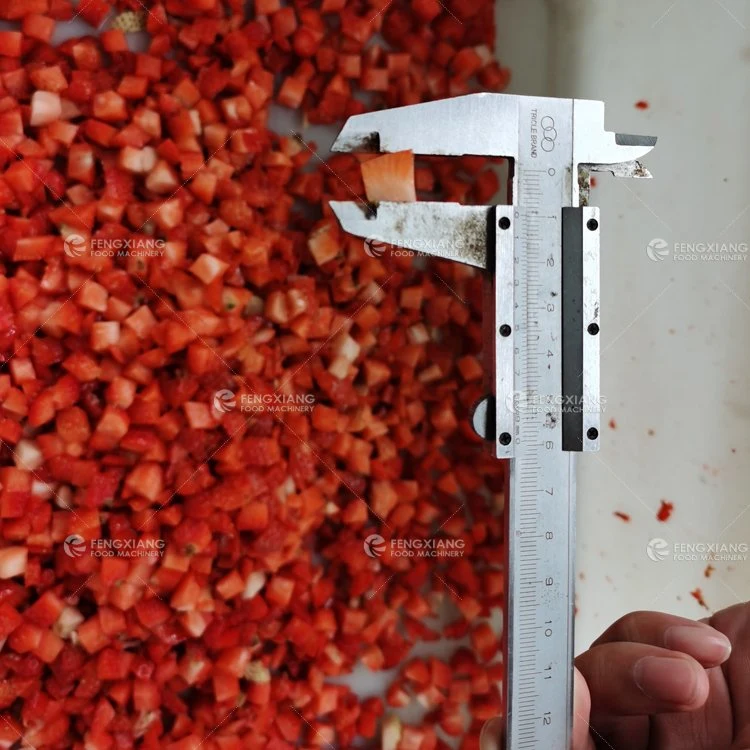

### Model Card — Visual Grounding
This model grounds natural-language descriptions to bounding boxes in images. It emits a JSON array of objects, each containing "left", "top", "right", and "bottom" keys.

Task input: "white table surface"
[{"left": 498, "top": 0, "right": 750, "bottom": 652}]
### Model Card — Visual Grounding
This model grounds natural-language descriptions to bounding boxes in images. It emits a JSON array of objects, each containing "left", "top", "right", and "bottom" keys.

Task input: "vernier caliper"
[{"left": 329, "top": 94, "right": 656, "bottom": 749}]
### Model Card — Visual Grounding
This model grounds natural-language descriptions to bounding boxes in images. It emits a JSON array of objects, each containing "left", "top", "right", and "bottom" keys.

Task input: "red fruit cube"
[
  {"left": 97, "top": 648, "right": 134, "bottom": 680},
  {"left": 0, "top": 603, "right": 22, "bottom": 638},
  {"left": 0, "top": 32, "right": 23, "bottom": 58},
  {"left": 24, "top": 590, "right": 64, "bottom": 627},
  {"left": 0, "top": 547, "right": 27, "bottom": 579}
]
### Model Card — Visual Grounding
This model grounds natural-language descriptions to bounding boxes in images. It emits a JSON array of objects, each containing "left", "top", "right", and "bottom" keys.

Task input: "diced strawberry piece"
[
  {"left": 78, "top": 0, "right": 111, "bottom": 29},
  {"left": 124, "top": 462, "right": 163, "bottom": 502},
  {"left": 236, "top": 502, "right": 269, "bottom": 531},
  {"left": 183, "top": 402, "right": 214, "bottom": 429},
  {"left": 77, "top": 280, "right": 108, "bottom": 312},
  {"left": 83, "top": 119, "right": 117, "bottom": 146},
  {"left": 189, "top": 254, "right": 229, "bottom": 285},
  {"left": 152, "top": 198, "right": 184, "bottom": 230},
  {"left": 90, "top": 321, "right": 121, "bottom": 352},
  {"left": 93, "top": 91, "right": 128, "bottom": 122},
  {"left": 143, "top": 159, "right": 178, "bottom": 195},
  {"left": 135, "top": 54, "right": 161, "bottom": 80},
  {"left": 32, "top": 629, "right": 64, "bottom": 663},
  {"left": 0, "top": 32, "right": 23, "bottom": 58},
  {"left": 97, "top": 647, "right": 134, "bottom": 680},
  {"left": 52, "top": 374, "right": 80, "bottom": 410},
  {"left": 134, "top": 598, "right": 171, "bottom": 629},
  {"left": 123, "top": 306, "right": 156, "bottom": 339},
  {"left": 188, "top": 171, "right": 217, "bottom": 204},
  {"left": 470, "top": 621, "right": 499, "bottom": 662},
  {"left": 14, "top": 236, "right": 56, "bottom": 261},
  {"left": 68, "top": 143, "right": 96, "bottom": 186},
  {"left": 265, "top": 576, "right": 295, "bottom": 607},
  {"left": 1, "top": 0, "right": 50, "bottom": 20},
  {"left": 307, "top": 221, "right": 340, "bottom": 267},
  {"left": 361, "top": 150, "right": 417, "bottom": 203},
  {"left": 29, "top": 65, "right": 68, "bottom": 93},
  {"left": 0, "top": 547, "right": 27, "bottom": 579},
  {"left": 133, "top": 679, "right": 161, "bottom": 712},
  {"left": 90, "top": 406, "right": 129, "bottom": 450},
  {"left": 100, "top": 29, "right": 128, "bottom": 53},
  {"left": 0, "top": 602, "right": 22, "bottom": 638},
  {"left": 8, "top": 621, "right": 42, "bottom": 653},
  {"left": 212, "top": 670, "right": 239, "bottom": 703},
  {"left": 25, "top": 590, "right": 64, "bottom": 627},
  {"left": 118, "top": 74, "right": 149, "bottom": 100}
]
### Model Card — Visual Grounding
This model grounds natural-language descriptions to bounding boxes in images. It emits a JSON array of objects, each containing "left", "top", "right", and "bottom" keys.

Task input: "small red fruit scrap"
[
  {"left": 608, "top": 418, "right": 616, "bottom": 429},
  {"left": 613, "top": 511, "right": 631, "bottom": 522},
  {"left": 657, "top": 499, "right": 674, "bottom": 522},
  {"left": 704, "top": 565, "right": 715, "bottom": 578},
  {"left": 0, "top": 0, "right": 510, "bottom": 747},
  {"left": 691, "top": 587, "right": 710, "bottom": 610},
  {"left": 635, "top": 100, "right": 650, "bottom": 110}
]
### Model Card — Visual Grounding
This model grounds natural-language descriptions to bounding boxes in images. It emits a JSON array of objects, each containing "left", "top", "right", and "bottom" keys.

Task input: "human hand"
[{"left": 481, "top": 605, "right": 750, "bottom": 749}]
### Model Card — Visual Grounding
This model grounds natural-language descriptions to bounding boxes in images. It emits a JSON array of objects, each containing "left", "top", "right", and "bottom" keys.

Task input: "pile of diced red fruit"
[{"left": 0, "top": 0, "right": 509, "bottom": 748}]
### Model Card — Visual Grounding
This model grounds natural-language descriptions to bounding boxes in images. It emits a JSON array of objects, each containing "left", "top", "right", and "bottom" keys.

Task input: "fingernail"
[
  {"left": 633, "top": 656, "right": 700, "bottom": 705},
  {"left": 479, "top": 717, "right": 504, "bottom": 750},
  {"left": 664, "top": 625, "right": 732, "bottom": 663}
]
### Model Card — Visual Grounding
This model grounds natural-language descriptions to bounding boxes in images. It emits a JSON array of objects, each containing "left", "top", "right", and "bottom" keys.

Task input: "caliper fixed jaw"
[{"left": 331, "top": 93, "right": 656, "bottom": 162}]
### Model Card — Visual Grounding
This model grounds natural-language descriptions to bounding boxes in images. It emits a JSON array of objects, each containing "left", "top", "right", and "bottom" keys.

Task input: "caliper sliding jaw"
[{"left": 330, "top": 93, "right": 656, "bottom": 750}]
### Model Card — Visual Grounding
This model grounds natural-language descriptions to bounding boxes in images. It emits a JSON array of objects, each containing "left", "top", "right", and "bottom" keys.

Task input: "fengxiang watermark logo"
[
  {"left": 213, "top": 389, "right": 236, "bottom": 413},
  {"left": 647, "top": 537, "right": 748, "bottom": 563},
  {"left": 364, "top": 238, "right": 388, "bottom": 258},
  {"left": 646, "top": 238, "right": 748, "bottom": 263},
  {"left": 212, "top": 390, "right": 315, "bottom": 414},
  {"left": 64, "top": 233, "right": 166, "bottom": 259},
  {"left": 507, "top": 391, "right": 608, "bottom": 416},
  {"left": 63, "top": 535, "right": 165, "bottom": 559},
  {"left": 63, "top": 535, "right": 87, "bottom": 558},
  {"left": 363, "top": 236, "right": 463, "bottom": 260},
  {"left": 363, "top": 534, "right": 465, "bottom": 559}
]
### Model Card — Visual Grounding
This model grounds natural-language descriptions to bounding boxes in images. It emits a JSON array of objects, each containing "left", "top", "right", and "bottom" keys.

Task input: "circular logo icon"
[
  {"left": 213, "top": 389, "right": 236, "bottom": 413},
  {"left": 364, "top": 534, "right": 386, "bottom": 558},
  {"left": 541, "top": 115, "right": 557, "bottom": 153},
  {"left": 647, "top": 238, "right": 670, "bottom": 262},
  {"left": 646, "top": 537, "right": 670, "bottom": 562},
  {"left": 364, "top": 237, "right": 387, "bottom": 258},
  {"left": 64, "top": 534, "right": 87, "bottom": 558},
  {"left": 64, "top": 234, "right": 87, "bottom": 258}
]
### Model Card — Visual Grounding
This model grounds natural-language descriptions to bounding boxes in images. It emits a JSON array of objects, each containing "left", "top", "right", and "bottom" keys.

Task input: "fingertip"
[
  {"left": 663, "top": 624, "right": 731, "bottom": 666},
  {"left": 633, "top": 655, "right": 710, "bottom": 710}
]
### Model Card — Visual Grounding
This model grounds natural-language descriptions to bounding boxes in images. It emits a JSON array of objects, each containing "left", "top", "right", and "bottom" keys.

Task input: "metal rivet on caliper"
[
  {"left": 587, "top": 427, "right": 599, "bottom": 440},
  {"left": 587, "top": 323, "right": 599, "bottom": 335},
  {"left": 499, "top": 432, "right": 512, "bottom": 445},
  {"left": 499, "top": 324, "right": 512, "bottom": 337},
  {"left": 587, "top": 218, "right": 599, "bottom": 231},
  {"left": 499, "top": 217, "right": 511, "bottom": 230}
]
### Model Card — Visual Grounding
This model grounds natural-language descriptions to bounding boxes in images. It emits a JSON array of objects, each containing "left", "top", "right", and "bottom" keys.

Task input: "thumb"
[
  {"left": 573, "top": 667, "right": 595, "bottom": 750},
  {"left": 479, "top": 716, "right": 503, "bottom": 750}
]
